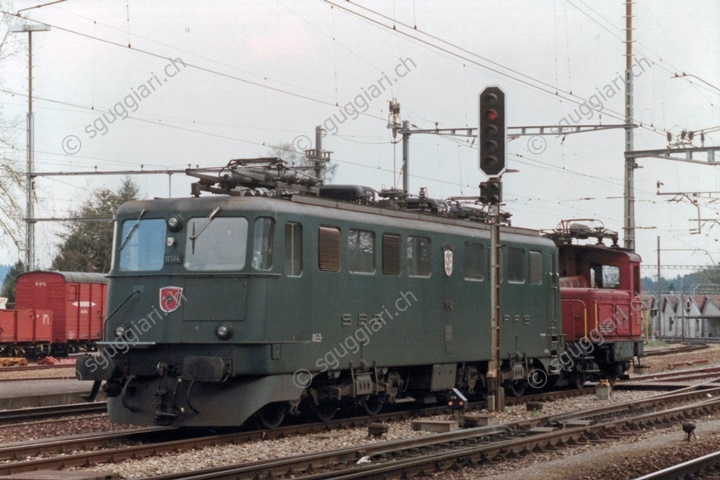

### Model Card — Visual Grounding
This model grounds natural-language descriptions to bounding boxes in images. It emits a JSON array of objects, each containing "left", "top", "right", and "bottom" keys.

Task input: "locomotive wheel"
[
  {"left": 313, "top": 400, "right": 338, "bottom": 422},
  {"left": 257, "top": 402, "right": 286, "bottom": 429},
  {"left": 361, "top": 395, "right": 385, "bottom": 416},
  {"left": 573, "top": 374, "right": 587, "bottom": 390},
  {"left": 508, "top": 380, "right": 526, "bottom": 397}
]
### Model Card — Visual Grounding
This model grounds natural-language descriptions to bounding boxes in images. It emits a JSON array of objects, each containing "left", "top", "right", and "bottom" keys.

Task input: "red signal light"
[{"left": 479, "top": 86, "right": 505, "bottom": 176}]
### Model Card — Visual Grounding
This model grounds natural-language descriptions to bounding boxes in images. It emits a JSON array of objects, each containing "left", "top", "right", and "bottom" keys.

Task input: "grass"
[{"left": 644, "top": 339, "right": 669, "bottom": 349}]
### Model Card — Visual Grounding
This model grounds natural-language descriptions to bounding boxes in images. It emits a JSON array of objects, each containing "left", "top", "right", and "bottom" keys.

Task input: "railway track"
[
  {"left": 636, "top": 450, "right": 720, "bottom": 480},
  {"left": 626, "top": 365, "right": 720, "bottom": 384},
  {"left": 0, "top": 363, "right": 78, "bottom": 373},
  {"left": 0, "top": 402, "right": 107, "bottom": 426},
  {"left": 644, "top": 342, "right": 710, "bottom": 356},
  {"left": 0, "top": 387, "right": 595, "bottom": 477},
  {"left": 140, "top": 385, "right": 720, "bottom": 480},
  {"left": 0, "top": 385, "right": 699, "bottom": 479}
]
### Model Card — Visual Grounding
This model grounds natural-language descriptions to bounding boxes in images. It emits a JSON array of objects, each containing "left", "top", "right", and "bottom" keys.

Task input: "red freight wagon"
[
  {"left": 0, "top": 310, "right": 14, "bottom": 343},
  {"left": 14, "top": 271, "right": 108, "bottom": 354},
  {"left": 0, "top": 309, "right": 53, "bottom": 357}
]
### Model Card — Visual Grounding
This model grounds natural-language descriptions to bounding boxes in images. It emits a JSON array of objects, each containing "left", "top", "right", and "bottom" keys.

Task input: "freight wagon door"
[
  {"left": 0, "top": 310, "right": 16, "bottom": 342},
  {"left": 66, "top": 284, "right": 80, "bottom": 340},
  {"left": 78, "top": 284, "right": 91, "bottom": 340}
]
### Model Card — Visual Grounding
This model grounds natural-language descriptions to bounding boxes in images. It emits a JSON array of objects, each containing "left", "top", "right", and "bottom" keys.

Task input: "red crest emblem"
[{"left": 159, "top": 286, "right": 184, "bottom": 313}]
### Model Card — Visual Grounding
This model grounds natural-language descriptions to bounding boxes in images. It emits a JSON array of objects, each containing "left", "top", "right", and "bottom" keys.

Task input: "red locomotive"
[
  {"left": 545, "top": 220, "right": 644, "bottom": 386},
  {"left": 0, "top": 271, "right": 107, "bottom": 357}
]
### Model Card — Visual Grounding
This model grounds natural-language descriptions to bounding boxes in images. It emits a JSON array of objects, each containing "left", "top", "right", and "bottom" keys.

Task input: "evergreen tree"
[
  {"left": 0, "top": 260, "right": 25, "bottom": 304},
  {"left": 51, "top": 178, "right": 139, "bottom": 273},
  {"left": 267, "top": 142, "right": 338, "bottom": 183}
]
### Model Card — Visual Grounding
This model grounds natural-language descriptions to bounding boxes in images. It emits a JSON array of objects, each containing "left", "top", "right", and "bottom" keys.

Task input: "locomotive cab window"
[
  {"left": 348, "top": 229, "right": 375, "bottom": 274},
  {"left": 529, "top": 251, "right": 542, "bottom": 285},
  {"left": 184, "top": 217, "right": 248, "bottom": 271},
  {"left": 591, "top": 264, "right": 620, "bottom": 289},
  {"left": 507, "top": 247, "right": 525, "bottom": 284},
  {"left": 464, "top": 242, "right": 484, "bottom": 280},
  {"left": 118, "top": 218, "right": 166, "bottom": 271},
  {"left": 407, "top": 236, "right": 431, "bottom": 277},
  {"left": 251, "top": 217, "right": 275, "bottom": 271},
  {"left": 285, "top": 222, "right": 303, "bottom": 276}
]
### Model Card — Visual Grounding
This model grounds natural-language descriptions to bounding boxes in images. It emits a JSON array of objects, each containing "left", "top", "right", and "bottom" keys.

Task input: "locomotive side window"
[
  {"left": 118, "top": 219, "right": 165, "bottom": 271},
  {"left": 184, "top": 217, "right": 248, "bottom": 271},
  {"left": 318, "top": 226, "right": 341, "bottom": 272},
  {"left": 348, "top": 229, "right": 375, "bottom": 274},
  {"left": 529, "top": 251, "right": 542, "bottom": 285},
  {"left": 382, "top": 234, "right": 401, "bottom": 276},
  {"left": 284, "top": 222, "right": 303, "bottom": 276},
  {"left": 507, "top": 247, "right": 525, "bottom": 283},
  {"left": 407, "top": 236, "right": 431, "bottom": 277},
  {"left": 591, "top": 264, "right": 620, "bottom": 289},
  {"left": 251, "top": 217, "right": 275, "bottom": 271},
  {"left": 463, "top": 242, "right": 484, "bottom": 280}
]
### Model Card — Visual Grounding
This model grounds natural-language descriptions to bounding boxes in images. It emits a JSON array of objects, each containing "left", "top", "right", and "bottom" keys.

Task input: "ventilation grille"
[
  {"left": 318, "top": 226, "right": 341, "bottom": 272},
  {"left": 382, "top": 234, "right": 401, "bottom": 276}
]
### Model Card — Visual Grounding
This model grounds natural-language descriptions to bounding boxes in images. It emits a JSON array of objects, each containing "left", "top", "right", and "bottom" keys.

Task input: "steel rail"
[
  {"left": 0, "top": 402, "right": 107, "bottom": 425},
  {"left": 634, "top": 450, "right": 720, "bottom": 480},
  {"left": 0, "top": 388, "right": 591, "bottom": 477},
  {"left": 147, "top": 388, "right": 720, "bottom": 480},
  {"left": 287, "top": 397, "right": 720, "bottom": 479}
]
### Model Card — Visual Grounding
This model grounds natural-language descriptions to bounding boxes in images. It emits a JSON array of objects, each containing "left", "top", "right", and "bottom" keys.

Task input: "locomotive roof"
[
  {"left": 117, "top": 194, "right": 554, "bottom": 247},
  {"left": 17, "top": 270, "right": 108, "bottom": 284},
  {"left": 558, "top": 243, "right": 642, "bottom": 262}
]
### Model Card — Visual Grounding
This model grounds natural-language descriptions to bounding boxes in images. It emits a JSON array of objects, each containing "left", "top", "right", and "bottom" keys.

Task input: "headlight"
[
  {"left": 167, "top": 215, "right": 183, "bottom": 232},
  {"left": 215, "top": 323, "right": 233, "bottom": 340},
  {"left": 114, "top": 325, "right": 127, "bottom": 338}
]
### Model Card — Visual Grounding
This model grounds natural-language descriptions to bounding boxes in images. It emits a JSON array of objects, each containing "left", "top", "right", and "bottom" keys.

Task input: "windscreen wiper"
[
  {"left": 189, "top": 206, "right": 220, "bottom": 254},
  {"left": 118, "top": 209, "right": 146, "bottom": 253}
]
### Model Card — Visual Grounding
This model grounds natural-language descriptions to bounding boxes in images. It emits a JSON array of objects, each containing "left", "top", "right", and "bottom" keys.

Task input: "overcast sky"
[{"left": 1, "top": 0, "right": 719, "bottom": 279}]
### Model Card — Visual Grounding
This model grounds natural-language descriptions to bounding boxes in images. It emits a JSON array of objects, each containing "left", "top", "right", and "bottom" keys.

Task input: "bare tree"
[
  {"left": 266, "top": 142, "right": 338, "bottom": 184},
  {"left": 0, "top": 3, "right": 27, "bottom": 257}
]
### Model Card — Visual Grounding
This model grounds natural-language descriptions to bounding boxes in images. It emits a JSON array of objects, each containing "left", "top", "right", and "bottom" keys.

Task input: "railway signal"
[
  {"left": 479, "top": 87, "right": 506, "bottom": 176},
  {"left": 480, "top": 179, "right": 502, "bottom": 205}
]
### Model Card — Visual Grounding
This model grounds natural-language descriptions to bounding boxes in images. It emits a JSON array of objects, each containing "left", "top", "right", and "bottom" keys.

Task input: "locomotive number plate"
[{"left": 165, "top": 254, "right": 182, "bottom": 264}]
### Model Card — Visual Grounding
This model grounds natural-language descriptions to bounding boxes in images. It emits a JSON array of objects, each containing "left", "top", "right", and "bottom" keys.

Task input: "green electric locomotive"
[{"left": 76, "top": 158, "right": 640, "bottom": 428}]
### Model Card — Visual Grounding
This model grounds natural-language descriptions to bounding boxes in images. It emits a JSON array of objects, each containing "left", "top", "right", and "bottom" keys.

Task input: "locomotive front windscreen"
[
  {"left": 118, "top": 219, "right": 166, "bottom": 271},
  {"left": 184, "top": 217, "right": 249, "bottom": 271}
]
